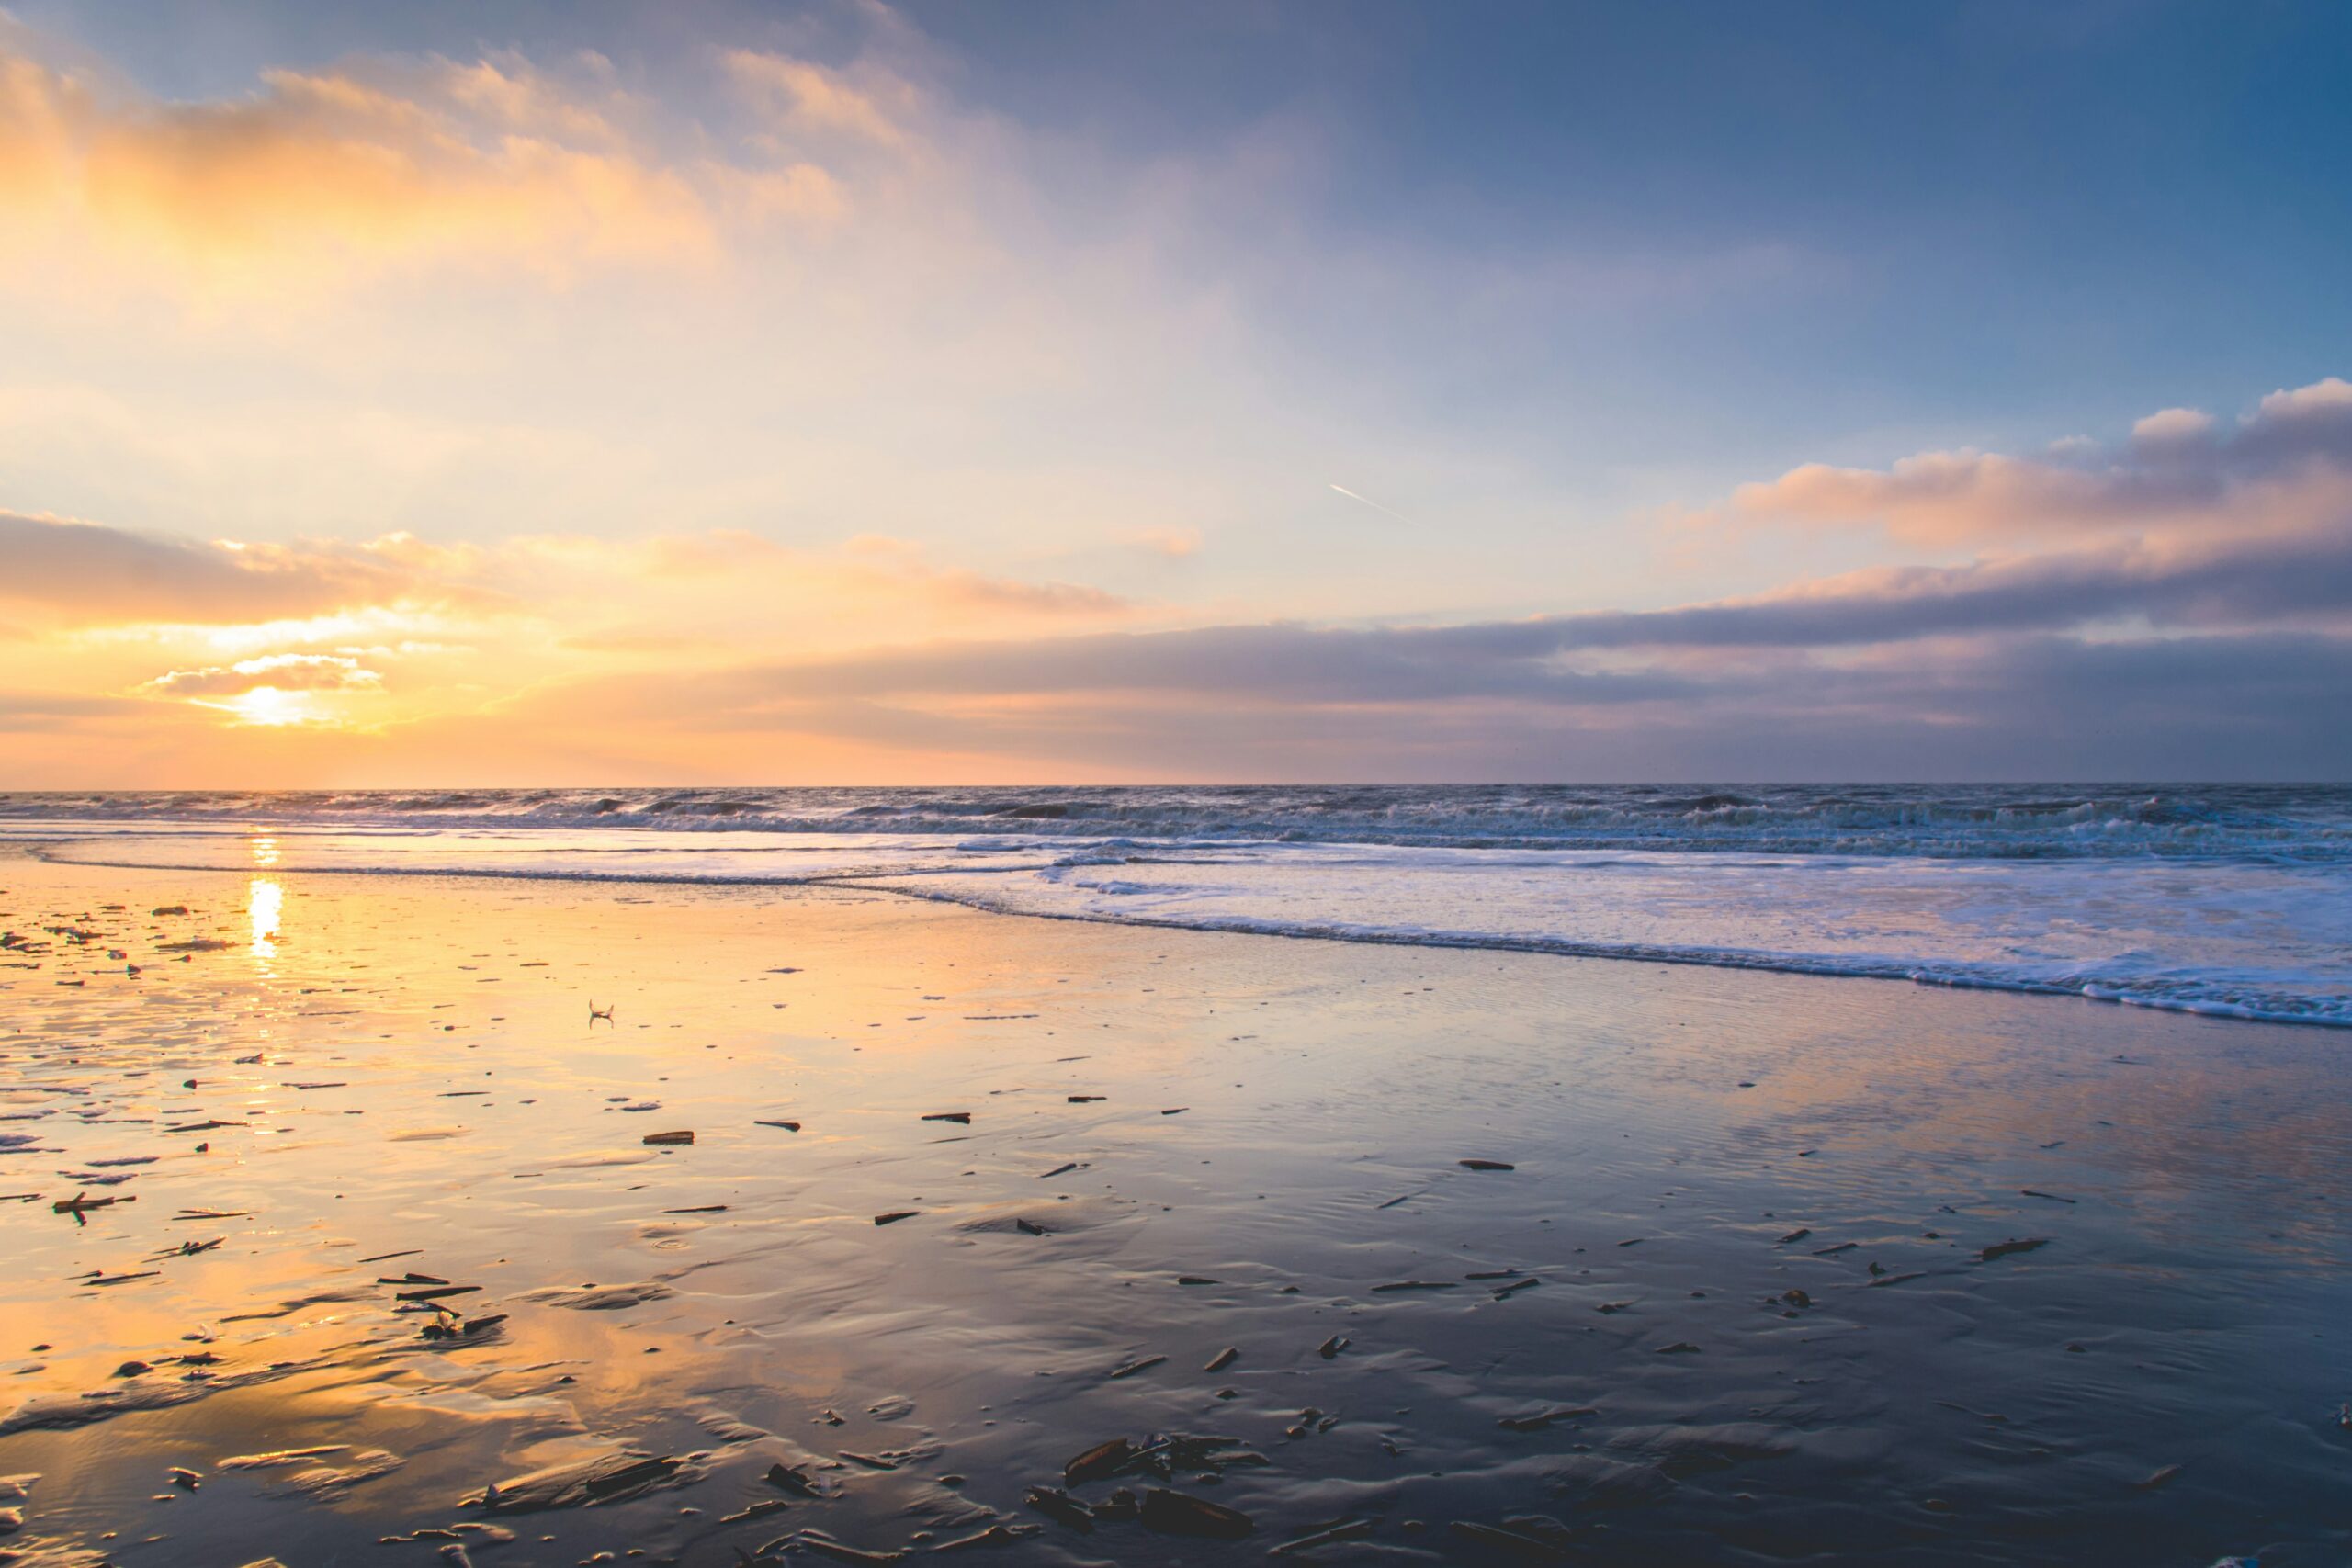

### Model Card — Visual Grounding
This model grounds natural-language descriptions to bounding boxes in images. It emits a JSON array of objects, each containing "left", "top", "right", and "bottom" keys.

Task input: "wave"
[
  {"left": 14, "top": 822, "right": 2350, "bottom": 1031},
  {"left": 3, "top": 783, "right": 2350, "bottom": 861},
  {"left": 882, "top": 890, "right": 2352, "bottom": 1030}
]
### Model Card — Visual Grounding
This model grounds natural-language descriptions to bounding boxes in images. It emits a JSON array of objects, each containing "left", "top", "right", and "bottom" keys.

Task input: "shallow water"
[
  {"left": 1, "top": 854, "right": 2346, "bottom": 1566},
  {"left": 6, "top": 784, "right": 2350, "bottom": 1027}
]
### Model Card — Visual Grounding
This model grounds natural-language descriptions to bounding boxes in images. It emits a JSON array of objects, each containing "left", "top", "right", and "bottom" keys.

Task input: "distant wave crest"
[{"left": 1, "top": 784, "right": 2346, "bottom": 861}]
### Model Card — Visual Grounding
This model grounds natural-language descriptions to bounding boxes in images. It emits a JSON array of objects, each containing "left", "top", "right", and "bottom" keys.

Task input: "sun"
[{"left": 205, "top": 686, "right": 322, "bottom": 727}]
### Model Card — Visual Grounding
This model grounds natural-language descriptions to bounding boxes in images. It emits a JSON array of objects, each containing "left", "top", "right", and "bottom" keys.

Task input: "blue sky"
[{"left": 0, "top": 1, "right": 2347, "bottom": 781}]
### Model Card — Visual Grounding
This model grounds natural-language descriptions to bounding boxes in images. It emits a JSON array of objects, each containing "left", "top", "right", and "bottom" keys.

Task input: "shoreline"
[
  {"left": 1, "top": 856, "right": 2346, "bottom": 1565},
  {"left": 12, "top": 837, "right": 2346, "bottom": 1032}
]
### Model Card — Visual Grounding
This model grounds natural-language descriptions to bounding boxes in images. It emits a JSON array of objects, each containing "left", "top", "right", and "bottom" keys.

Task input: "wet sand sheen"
[{"left": 1, "top": 852, "right": 2346, "bottom": 1566}]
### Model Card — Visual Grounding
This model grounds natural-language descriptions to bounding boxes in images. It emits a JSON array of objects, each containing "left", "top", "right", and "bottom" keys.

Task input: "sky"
[{"left": 2, "top": 0, "right": 2348, "bottom": 784}]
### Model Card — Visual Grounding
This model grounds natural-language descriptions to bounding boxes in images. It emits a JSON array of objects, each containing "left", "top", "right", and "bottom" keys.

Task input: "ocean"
[{"left": 4, "top": 783, "right": 2347, "bottom": 1027}]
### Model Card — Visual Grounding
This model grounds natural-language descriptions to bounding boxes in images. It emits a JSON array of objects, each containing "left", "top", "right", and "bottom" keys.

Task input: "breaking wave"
[{"left": 5, "top": 784, "right": 2347, "bottom": 1028}]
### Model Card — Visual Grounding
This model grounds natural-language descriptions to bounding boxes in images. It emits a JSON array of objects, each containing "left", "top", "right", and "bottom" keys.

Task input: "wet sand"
[{"left": 2, "top": 850, "right": 2346, "bottom": 1566}]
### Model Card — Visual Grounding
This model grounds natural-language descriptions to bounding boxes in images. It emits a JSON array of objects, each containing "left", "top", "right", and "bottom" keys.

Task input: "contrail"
[{"left": 1329, "top": 482, "right": 1418, "bottom": 525}]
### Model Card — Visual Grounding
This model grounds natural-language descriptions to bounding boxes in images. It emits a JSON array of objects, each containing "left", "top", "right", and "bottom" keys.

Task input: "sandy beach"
[{"left": 1, "top": 848, "right": 2345, "bottom": 1566}]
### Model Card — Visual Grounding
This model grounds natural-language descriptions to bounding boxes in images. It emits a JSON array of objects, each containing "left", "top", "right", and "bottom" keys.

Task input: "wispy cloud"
[
  {"left": 0, "top": 42, "right": 844, "bottom": 291},
  {"left": 0, "top": 510, "right": 468, "bottom": 625},
  {"left": 722, "top": 50, "right": 919, "bottom": 150}
]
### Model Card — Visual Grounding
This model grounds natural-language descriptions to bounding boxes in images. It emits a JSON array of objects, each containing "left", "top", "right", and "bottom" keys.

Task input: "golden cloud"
[
  {"left": 0, "top": 505, "right": 1144, "bottom": 749},
  {"left": 141, "top": 650, "right": 383, "bottom": 698},
  {"left": 0, "top": 46, "right": 845, "bottom": 287}
]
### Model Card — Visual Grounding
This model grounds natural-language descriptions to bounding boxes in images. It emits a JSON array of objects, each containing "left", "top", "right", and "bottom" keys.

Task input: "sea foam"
[{"left": 5, "top": 784, "right": 2347, "bottom": 1026}]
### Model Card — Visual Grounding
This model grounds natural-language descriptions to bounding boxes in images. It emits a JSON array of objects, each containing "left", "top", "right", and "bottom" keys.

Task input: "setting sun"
[{"left": 205, "top": 686, "right": 324, "bottom": 728}]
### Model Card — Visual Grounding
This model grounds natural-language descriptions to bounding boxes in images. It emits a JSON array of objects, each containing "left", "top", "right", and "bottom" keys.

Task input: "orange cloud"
[
  {"left": 141, "top": 651, "right": 383, "bottom": 698},
  {"left": 0, "top": 46, "right": 844, "bottom": 287},
  {"left": 0, "top": 505, "right": 1144, "bottom": 747}
]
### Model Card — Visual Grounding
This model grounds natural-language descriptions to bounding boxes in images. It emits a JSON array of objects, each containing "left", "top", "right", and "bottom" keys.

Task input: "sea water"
[{"left": 4, "top": 784, "right": 2346, "bottom": 1026}]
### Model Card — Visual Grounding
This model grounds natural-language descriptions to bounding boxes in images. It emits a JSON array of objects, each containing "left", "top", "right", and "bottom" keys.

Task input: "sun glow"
[{"left": 206, "top": 686, "right": 322, "bottom": 727}]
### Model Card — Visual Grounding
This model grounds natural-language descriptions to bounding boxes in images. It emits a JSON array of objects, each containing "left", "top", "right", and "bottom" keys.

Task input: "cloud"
[
  {"left": 0, "top": 687, "right": 140, "bottom": 733},
  {"left": 627, "top": 530, "right": 1133, "bottom": 619},
  {"left": 0, "top": 44, "right": 846, "bottom": 288},
  {"left": 920, "top": 569, "right": 1128, "bottom": 616},
  {"left": 438, "top": 404, "right": 2352, "bottom": 776},
  {"left": 475, "top": 625, "right": 2352, "bottom": 782},
  {"left": 1719, "top": 376, "right": 2352, "bottom": 545},
  {"left": 585, "top": 521, "right": 2352, "bottom": 712},
  {"left": 1524, "top": 528, "right": 2352, "bottom": 650},
  {"left": 2132, "top": 407, "right": 2213, "bottom": 445},
  {"left": 548, "top": 622, "right": 1704, "bottom": 715},
  {"left": 722, "top": 50, "right": 917, "bottom": 150},
  {"left": 9, "top": 367, "right": 2351, "bottom": 781},
  {"left": 0, "top": 509, "right": 460, "bottom": 625},
  {"left": 141, "top": 651, "right": 382, "bottom": 698},
  {"left": 0, "top": 510, "right": 1132, "bottom": 640}
]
